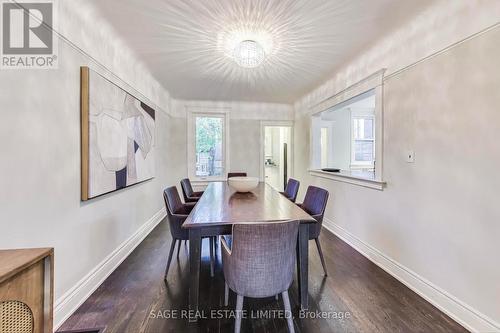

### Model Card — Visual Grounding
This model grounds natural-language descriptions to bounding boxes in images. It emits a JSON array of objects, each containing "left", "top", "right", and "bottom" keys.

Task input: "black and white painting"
[{"left": 82, "top": 67, "right": 155, "bottom": 200}]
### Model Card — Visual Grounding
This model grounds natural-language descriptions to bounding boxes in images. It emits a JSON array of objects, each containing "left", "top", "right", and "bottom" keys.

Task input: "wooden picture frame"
[{"left": 81, "top": 67, "right": 90, "bottom": 201}]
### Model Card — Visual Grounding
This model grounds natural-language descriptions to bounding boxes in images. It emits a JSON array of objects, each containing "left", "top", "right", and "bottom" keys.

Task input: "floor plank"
[{"left": 59, "top": 219, "right": 468, "bottom": 333}]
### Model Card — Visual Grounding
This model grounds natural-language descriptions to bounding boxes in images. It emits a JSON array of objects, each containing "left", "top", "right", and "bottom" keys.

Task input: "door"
[{"left": 263, "top": 125, "right": 292, "bottom": 191}]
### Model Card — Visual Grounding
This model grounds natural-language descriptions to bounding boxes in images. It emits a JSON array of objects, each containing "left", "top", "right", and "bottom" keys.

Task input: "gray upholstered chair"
[
  {"left": 180, "top": 178, "right": 203, "bottom": 203},
  {"left": 280, "top": 178, "right": 300, "bottom": 202},
  {"left": 163, "top": 186, "right": 215, "bottom": 279},
  {"left": 222, "top": 221, "right": 299, "bottom": 333},
  {"left": 227, "top": 172, "right": 247, "bottom": 178},
  {"left": 297, "top": 185, "right": 329, "bottom": 276}
]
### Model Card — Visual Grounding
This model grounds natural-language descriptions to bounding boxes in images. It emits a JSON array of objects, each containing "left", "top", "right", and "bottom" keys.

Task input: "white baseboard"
[
  {"left": 322, "top": 218, "right": 500, "bottom": 333},
  {"left": 53, "top": 208, "right": 166, "bottom": 331}
]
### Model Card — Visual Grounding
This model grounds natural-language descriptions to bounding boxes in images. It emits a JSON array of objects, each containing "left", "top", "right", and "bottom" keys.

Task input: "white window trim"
[
  {"left": 187, "top": 108, "right": 230, "bottom": 182},
  {"left": 308, "top": 69, "right": 386, "bottom": 189},
  {"left": 320, "top": 126, "right": 329, "bottom": 168}
]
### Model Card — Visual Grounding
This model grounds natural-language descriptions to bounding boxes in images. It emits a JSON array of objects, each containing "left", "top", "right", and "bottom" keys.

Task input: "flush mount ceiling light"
[
  {"left": 217, "top": 28, "right": 275, "bottom": 71},
  {"left": 233, "top": 40, "right": 265, "bottom": 68}
]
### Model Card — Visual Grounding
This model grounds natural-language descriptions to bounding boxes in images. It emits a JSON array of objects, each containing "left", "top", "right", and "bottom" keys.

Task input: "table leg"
[
  {"left": 297, "top": 223, "right": 309, "bottom": 310},
  {"left": 189, "top": 228, "right": 201, "bottom": 321}
]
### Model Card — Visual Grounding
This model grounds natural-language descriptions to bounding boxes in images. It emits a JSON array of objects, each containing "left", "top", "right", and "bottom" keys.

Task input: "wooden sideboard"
[{"left": 0, "top": 248, "right": 54, "bottom": 333}]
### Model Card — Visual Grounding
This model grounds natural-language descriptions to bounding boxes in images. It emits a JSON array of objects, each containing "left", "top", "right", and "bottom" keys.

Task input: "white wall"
[
  {"left": 170, "top": 99, "right": 293, "bottom": 185},
  {"left": 0, "top": 1, "right": 178, "bottom": 328},
  {"left": 293, "top": 1, "right": 500, "bottom": 331},
  {"left": 295, "top": 1, "right": 500, "bottom": 113},
  {"left": 312, "top": 115, "right": 351, "bottom": 170},
  {"left": 230, "top": 119, "right": 261, "bottom": 177}
]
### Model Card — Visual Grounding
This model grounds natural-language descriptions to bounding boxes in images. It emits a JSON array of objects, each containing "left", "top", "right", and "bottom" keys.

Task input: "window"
[
  {"left": 311, "top": 89, "right": 378, "bottom": 174},
  {"left": 351, "top": 115, "right": 375, "bottom": 168},
  {"left": 309, "top": 71, "right": 385, "bottom": 189},
  {"left": 195, "top": 116, "right": 223, "bottom": 177},
  {"left": 188, "top": 111, "right": 229, "bottom": 181}
]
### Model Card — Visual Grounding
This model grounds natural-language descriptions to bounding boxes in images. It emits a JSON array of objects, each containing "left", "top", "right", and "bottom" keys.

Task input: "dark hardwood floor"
[{"left": 59, "top": 219, "right": 467, "bottom": 333}]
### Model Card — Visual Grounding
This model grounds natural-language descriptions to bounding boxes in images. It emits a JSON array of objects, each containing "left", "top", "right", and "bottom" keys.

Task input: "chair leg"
[
  {"left": 315, "top": 237, "right": 328, "bottom": 276},
  {"left": 224, "top": 282, "right": 229, "bottom": 306},
  {"left": 209, "top": 237, "right": 215, "bottom": 277},
  {"left": 176, "top": 239, "right": 182, "bottom": 258},
  {"left": 235, "top": 294, "right": 244, "bottom": 333},
  {"left": 281, "top": 290, "right": 295, "bottom": 333},
  {"left": 164, "top": 239, "right": 177, "bottom": 280}
]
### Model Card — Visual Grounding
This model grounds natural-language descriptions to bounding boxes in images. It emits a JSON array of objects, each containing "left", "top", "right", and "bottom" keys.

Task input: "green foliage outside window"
[{"left": 196, "top": 117, "right": 222, "bottom": 153}]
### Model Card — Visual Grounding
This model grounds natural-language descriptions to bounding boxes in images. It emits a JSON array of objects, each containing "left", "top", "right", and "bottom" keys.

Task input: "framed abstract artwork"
[{"left": 80, "top": 66, "right": 155, "bottom": 201}]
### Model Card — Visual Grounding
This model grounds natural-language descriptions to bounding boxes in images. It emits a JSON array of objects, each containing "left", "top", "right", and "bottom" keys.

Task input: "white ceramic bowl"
[{"left": 227, "top": 176, "right": 259, "bottom": 192}]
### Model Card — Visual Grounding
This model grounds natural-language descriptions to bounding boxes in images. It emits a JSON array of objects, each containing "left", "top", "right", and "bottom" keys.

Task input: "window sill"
[{"left": 308, "top": 169, "right": 386, "bottom": 190}]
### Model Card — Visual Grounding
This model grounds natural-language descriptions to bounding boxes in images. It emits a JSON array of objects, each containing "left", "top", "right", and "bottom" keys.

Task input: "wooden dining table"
[{"left": 182, "top": 181, "right": 316, "bottom": 320}]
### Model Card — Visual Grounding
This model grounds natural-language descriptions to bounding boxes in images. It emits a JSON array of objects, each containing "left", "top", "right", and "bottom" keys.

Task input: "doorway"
[{"left": 261, "top": 124, "right": 293, "bottom": 191}]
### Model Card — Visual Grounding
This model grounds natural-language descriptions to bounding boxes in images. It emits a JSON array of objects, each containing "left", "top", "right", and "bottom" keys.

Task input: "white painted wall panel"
[{"left": 294, "top": 7, "right": 500, "bottom": 330}]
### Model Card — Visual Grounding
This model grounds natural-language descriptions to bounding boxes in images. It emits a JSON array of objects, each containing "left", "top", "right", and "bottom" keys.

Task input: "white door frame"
[{"left": 259, "top": 120, "right": 294, "bottom": 183}]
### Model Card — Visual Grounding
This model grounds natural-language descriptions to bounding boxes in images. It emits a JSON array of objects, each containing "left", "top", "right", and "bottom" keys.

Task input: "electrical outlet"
[{"left": 406, "top": 150, "right": 415, "bottom": 163}]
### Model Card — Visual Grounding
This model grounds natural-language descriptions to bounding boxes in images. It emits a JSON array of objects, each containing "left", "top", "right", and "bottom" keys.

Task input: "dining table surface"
[
  {"left": 182, "top": 181, "right": 317, "bottom": 321},
  {"left": 183, "top": 181, "right": 314, "bottom": 227}
]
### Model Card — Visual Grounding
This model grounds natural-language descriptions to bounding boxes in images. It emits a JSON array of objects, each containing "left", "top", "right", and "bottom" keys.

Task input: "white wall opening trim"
[{"left": 309, "top": 169, "right": 385, "bottom": 190}]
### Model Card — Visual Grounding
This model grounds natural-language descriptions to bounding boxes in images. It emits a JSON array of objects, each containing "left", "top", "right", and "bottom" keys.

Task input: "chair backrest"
[
  {"left": 284, "top": 178, "right": 300, "bottom": 202},
  {"left": 301, "top": 186, "right": 329, "bottom": 239},
  {"left": 227, "top": 172, "right": 247, "bottom": 178},
  {"left": 180, "top": 178, "right": 193, "bottom": 201},
  {"left": 163, "top": 186, "right": 188, "bottom": 239},
  {"left": 224, "top": 221, "right": 299, "bottom": 298}
]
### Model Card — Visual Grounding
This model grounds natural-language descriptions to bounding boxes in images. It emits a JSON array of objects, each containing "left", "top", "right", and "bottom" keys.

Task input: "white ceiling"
[{"left": 89, "top": 0, "right": 435, "bottom": 103}]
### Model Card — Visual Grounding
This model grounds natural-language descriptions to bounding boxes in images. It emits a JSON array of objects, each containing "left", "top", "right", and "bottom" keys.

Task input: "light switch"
[{"left": 406, "top": 150, "right": 415, "bottom": 163}]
